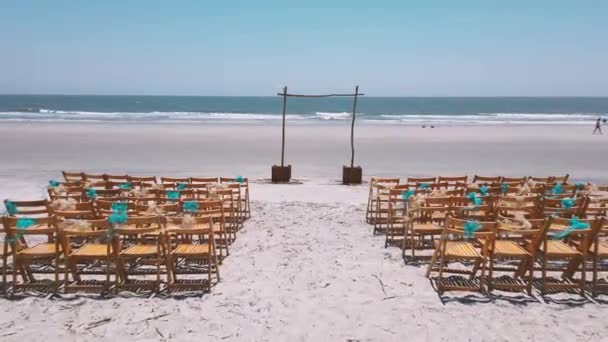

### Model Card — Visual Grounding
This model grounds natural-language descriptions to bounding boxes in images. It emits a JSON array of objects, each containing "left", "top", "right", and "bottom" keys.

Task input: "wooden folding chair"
[
  {"left": 220, "top": 177, "right": 251, "bottom": 219},
  {"left": 536, "top": 217, "right": 602, "bottom": 295},
  {"left": 373, "top": 184, "right": 407, "bottom": 234},
  {"left": 487, "top": 217, "right": 548, "bottom": 294},
  {"left": 2, "top": 216, "right": 62, "bottom": 294},
  {"left": 589, "top": 219, "right": 608, "bottom": 296},
  {"left": 164, "top": 214, "right": 221, "bottom": 293},
  {"left": 127, "top": 175, "right": 158, "bottom": 188},
  {"left": 60, "top": 219, "right": 115, "bottom": 293},
  {"left": 406, "top": 205, "right": 450, "bottom": 260},
  {"left": 431, "top": 217, "right": 497, "bottom": 294},
  {"left": 406, "top": 177, "right": 436, "bottom": 187},
  {"left": 366, "top": 178, "right": 399, "bottom": 224},
  {"left": 385, "top": 189, "right": 407, "bottom": 248},
  {"left": 113, "top": 216, "right": 164, "bottom": 293}
]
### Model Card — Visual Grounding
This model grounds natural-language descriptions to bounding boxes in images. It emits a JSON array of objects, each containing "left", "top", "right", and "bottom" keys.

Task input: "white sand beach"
[{"left": 1, "top": 122, "right": 607, "bottom": 341}]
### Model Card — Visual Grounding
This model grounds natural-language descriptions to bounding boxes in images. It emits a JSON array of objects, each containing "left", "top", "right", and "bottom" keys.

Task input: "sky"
[{"left": 0, "top": 0, "right": 607, "bottom": 96}]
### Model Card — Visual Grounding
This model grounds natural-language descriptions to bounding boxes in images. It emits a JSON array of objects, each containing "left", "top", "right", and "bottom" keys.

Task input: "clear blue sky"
[{"left": 1, "top": 0, "right": 606, "bottom": 96}]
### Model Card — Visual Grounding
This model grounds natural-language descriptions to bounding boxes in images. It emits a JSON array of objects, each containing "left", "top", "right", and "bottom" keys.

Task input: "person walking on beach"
[{"left": 593, "top": 117, "right": 603, "bottom": 135}]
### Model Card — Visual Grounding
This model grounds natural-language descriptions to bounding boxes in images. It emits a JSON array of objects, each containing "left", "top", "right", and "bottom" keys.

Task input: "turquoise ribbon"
[
  {"left": 467, "top": 192, "right": 482, "bottom": 206},
  {"left": 4, "top": 200, "right": 18, "bottom": 215},
  {"left": 86, "top": 188, "right": 97, "bottom": 199},
  {"left": 108, "top": 211, "right": 128, "bottom": 226},
  {"left": 176, "top": 183, "right": 188, "bottom": 191},
  {"left": 560, "top": 198, "right": 574, "bottom": 209},
  {"left": 418, "top": 183, "right": 430, "bottom": 190},
  {"left": 401, "top": 189, "right": 415, "bottom": 201},
  {"left": 167, "top": 190, "right": 180, "bottom": 202},
  {"left": 235, "top": 176, "right": 245, "bottom": 183},
  {"left": 551, "top": 183, "right": 563, "bottom": 195},
  {"left": 7, "top": 217, "right": 35, "bottom": 243},
  {"left": 49, "top": 180, "right": 60, "bottom": 187},
  {"left": 479, "top": 185, "right": 489, "bottom": 196},
  {"left": 500, "top": 183, "right": 508, "bottom": 194},
  {"left": 463, "top": 220, "right": 481, "bottom": 238},
  {"left": 575, "top": 182, "right": 585, "bottom": 191},
  {"left": 553, "top": 217, "right": 589, "bottom": 239},
  {"left": 183, "top": 201, "right": 199, "bottom": 213},
  {"left": 118, "top": 182, "right": 132, "bottom": 190},
  {"left": 111, "top": 202, "right": 128, "bottom": 213}
]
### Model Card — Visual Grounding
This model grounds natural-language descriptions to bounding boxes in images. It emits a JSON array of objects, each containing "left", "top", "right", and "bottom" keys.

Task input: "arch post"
[{"left": 342, "top": 85, "right": 362, "bottom": 184}]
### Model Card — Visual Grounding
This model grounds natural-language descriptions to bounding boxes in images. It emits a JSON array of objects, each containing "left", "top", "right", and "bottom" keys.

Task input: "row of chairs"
[
  {"left": 1, "top": 173, "right": 254, "bottom": 296},
  {"left": 57, "top": 172, "right": 251, "bottom": 219},
  {"left": 366, "top": 175, "right": 608, "bottom": 297}
]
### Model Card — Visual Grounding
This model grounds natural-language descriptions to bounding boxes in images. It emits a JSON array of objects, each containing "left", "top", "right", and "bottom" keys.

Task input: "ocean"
[{"left": 0, "top": 95, "right": 607, "bottom": 125}]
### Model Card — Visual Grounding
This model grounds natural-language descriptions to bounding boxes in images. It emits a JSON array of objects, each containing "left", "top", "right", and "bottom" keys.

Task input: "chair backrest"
[
  {"left": 62, "top": 171, "right": 85, "bottom": 182},
  {"left": 95, "top": 200, "right": 138, "bottom": 217},
  {"left": 160, "top": 177, "right": 190, "bottom": 184},
  {"left": 406, "top": 177, "right": 436, "bottom": 185},
  {"left": 529, "top": 176, "right": 551, "bottom": 184},
  {"left": 501, "top": 176, "right": 527, "bottom": 184},
  {"left": 3, "top": 215, "right": 56, "bottom": 237},
  {"left": 191, "top": 177, "right": 218, "bottom": 184},
  {"left": 112, "top": 215, "right": 163, "bottom": 236},
  {"left": 550, "top": 174, "right": 570, "bottom": 184},
  {"left": 48, "top": 185, "right": 86, "bottom": 202},
  {"left": 60, "top": 219, "right": 111, "bottom": 255},
  {"left": 156, "top": 189, "right": 194, "bottom": 203},
  {"left": 543, "top": 196, "right": 588, "bottom": 218},
  {"left": 472, "top": 175, "right": 502, "bottom": 184},
  {"left": 128, "top": 175, "right": 158, "bottom": 185},
  {"left": 104, "top": 174, "right": 129, "bottom": 182},
  {"left": 82, "top": 173, "right": 106, "bottom": 182},
  {"left": 424, "top": 197, "right": 452, "bottom": 208},
  {"left": 445, "top": 216, "right": 497, "bottom": 238},
  {"left": 437, "top": 176, "right": 468, "bottom": 185},
  {"left": 51, "top": 201, "right": 97, "bottom": 220},
  {"left": 4, "top": 199, "right": 49, "bottom": 216},
  {"left": 220, "top": 177, "right": 248, "bottom": 185}
]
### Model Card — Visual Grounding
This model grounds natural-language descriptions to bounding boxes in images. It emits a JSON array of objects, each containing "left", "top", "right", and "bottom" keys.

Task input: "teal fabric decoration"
[
  {"left": 118, "top": 182, "right": 132, "bottom": 190},
  {"left": 7, "top": 217, "right": 36, "bottom": 242},
  {"left": 561, "top": 198, "right": 574, "bottom": 209},
  {"left": 167, "top": 190, "right": 180, "bottom": 202},
  {"left": 111, "top": 202, "right": 128, "bottom": 213},
  {"left": 183, "top": 201, "right": 199, "bottom": 213},
  {"left": 479, "top": 185, "right": 489, "bottom": 196},
  {"left": 235, "top": 176, "right": 245, "bottom": 183},
  {"left": 176, "top": 183, "right": 188, "bottom": 191},
  {"left": 108, "top": 211, "right": 128, "bottom": 226},
  {"left": 575, "top": 182, "right": 585, "bottom": 191},
  {"left": 551, "top": 183, "right": 563, "bottom": 195},
  {"left": 16, "top": 217, "right": 35, "bottom": 229},
  {"left": 86, "top": 188, "right": 97, "bottom": 199},
  {"left": 401, "top": 189, "right": 415, "bottom": 201},
  {"left": 500, "top": 183, "right": 508, "bottom": 194},
  {"left": 418, "top": 183, "right": 430, "bottom": 190},
  {"left": 467, "top": 192, "right": 482, "bottom": 206},
  {"left": 4, "top": 200, "right": 18, "bottom": 215},
  {"left": 49, "top": 180, "right": 60, "bottom": 187},
  {"left": 463, "top": 220, "right": 481, "bottom": 238},
  {"left": 554, "top": 217, "right": 589, "bottom": 239}
]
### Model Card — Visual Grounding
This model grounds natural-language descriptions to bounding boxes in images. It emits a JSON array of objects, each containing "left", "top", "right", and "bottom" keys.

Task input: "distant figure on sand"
[{"left": 593, "top": 117, "right": 603, "bottom": 135}]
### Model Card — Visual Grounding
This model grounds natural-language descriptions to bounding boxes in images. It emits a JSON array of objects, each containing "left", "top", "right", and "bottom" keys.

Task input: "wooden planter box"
[
  {"left": 342, "top": 166, "right": 362, "bottom": 184},
  {"left": 272, "top": 165, "right": 291, "bottom": 183}
]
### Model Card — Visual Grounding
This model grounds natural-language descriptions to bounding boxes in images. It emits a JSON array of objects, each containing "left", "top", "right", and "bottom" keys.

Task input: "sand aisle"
[{"left": 1, "top": 183, "right": 607, "bottom": 341}]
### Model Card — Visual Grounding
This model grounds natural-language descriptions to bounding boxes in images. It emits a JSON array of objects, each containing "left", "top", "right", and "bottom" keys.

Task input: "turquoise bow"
[
  {"left": 467, "top": 192, "right": 482, "bottom": 206},
  {"left": 86, "top": 188, "right": 97, "bottom": 199},
  {"left": 553, "top": 217, "right": 589, "bottom": 239},
  {"left": 418, "top": 183, "right": 430, "bottom": 190},
  {"left": 118, "top": 182, "right": 132, "bottom": 190},
  {"left": 235, "top": 176, "right": 245, "bottom": 183},
  {"left": 463, "top": 220, "right": 481, "bottom": 238},
  {"left": 575, "top": 182, "right": 585, "bottom": 191},
  {"left": 561, "top": 198, "right": 574, "bottom": 209},
  {"left": 479, "top": 185, "right": 489, "bottom": 196},
  {"left": 183, "top": 201, "right": 199, "bottom": 213},
  {"left": 7, "top": 217, "right": 36, "bottom": 243},
  {"left": 500, "top": 183, "right": 508, "bottom": 194},
  {"left": 402, "top": 189, "right": 415, "bottom": 201},
  {"left": 4, "top": 200, "right": 18, "bottom": 215},
  {"left": 108, "top": 211, "right": 128, "bottom": 226},
  {"left": 167, "top": 190, "right": 180, "bottom": 202},
  {"left": 49, "top": 180, "right": 60, "bottom": 187},
  {"left": 176, "top": 183, "right": 188, "bottom": 191},
  {"left": 551, "top": 183, "right": 563, "bottom": 195},
  {"left": 111, "top": 202, "right": 128, "bottom": 213}
]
